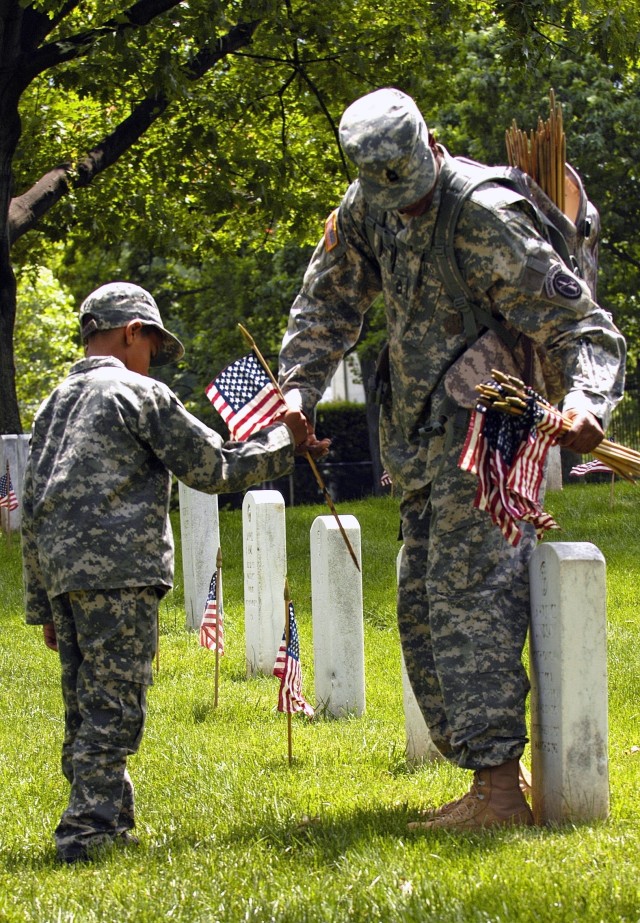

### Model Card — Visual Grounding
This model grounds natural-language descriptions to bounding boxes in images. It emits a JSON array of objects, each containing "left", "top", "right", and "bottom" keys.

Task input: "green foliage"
[
  {"left": 0, "top": 489, "right": 639, "bottom": 920},
  {"left": 5, "top": 1, "right": 640, "bottom": 432},
  {"left": 14, "top": 262, "right": 83, "bottom": 429}
]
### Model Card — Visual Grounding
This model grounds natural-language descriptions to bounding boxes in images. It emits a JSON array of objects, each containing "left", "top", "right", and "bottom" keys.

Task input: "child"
[{"left": 21, "top": 281, "right": 319, "bottom": 863}]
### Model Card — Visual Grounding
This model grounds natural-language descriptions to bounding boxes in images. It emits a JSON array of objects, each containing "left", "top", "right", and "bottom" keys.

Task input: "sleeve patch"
[
  {"left": 544, "top": 263, "right": 582, "bottom": 300},
  {"left": 324, "top": 209, "right": 339, "bottom": 252}
]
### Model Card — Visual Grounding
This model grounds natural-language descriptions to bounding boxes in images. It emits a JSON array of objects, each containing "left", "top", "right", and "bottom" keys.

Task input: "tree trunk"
[{"left": 0, "top": 242, "right": 20, "bottom": 434}]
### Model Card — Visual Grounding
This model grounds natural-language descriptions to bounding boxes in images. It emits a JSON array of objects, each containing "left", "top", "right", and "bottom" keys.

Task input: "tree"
[{"left": 3, "top": 1, "right": 640, "bottom": 434}]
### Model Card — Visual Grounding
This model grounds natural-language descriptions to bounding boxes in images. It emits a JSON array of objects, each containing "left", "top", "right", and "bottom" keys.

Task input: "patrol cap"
[
  {"left": 79, "top": 282, "right": 184, "bottom": 367},
  {"left": 339, "top": 88, "right": 437, "bottom": 210}
]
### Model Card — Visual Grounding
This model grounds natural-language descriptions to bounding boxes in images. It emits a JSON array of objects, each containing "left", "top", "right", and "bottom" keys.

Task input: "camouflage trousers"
[
  {"left": 49, "top": 586, "right": 158, "bottom": 855},
  {"left": 397, "top": 415, "right": 537, "bottom": 770}
]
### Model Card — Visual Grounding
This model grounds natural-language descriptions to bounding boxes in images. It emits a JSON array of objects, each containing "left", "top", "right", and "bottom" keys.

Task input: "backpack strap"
[{"left": 432, "top": 169, "right": 522, "bottom": 349}]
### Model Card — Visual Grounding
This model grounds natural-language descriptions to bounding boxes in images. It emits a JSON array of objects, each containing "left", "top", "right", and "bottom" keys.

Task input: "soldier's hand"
[
  {"left": 559, "top": 409, "right": 604, "bottom": 455},
  {"left": 43, "top": 622, "right": 58, "bottom": 652}
]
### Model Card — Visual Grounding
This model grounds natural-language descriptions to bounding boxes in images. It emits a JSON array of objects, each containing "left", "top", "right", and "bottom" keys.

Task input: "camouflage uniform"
[
  {"left": 279, "top": 90, "right": 625, "bottom": 771},
  {"left": 23, "top": 287, "right": 297, "bottom": 860}
]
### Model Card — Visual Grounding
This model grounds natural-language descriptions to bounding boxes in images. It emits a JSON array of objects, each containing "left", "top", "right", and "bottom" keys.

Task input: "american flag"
[
  {"left": 569, "top": 458, "right": 614, "bottom": 477},
  {"left": 0, "top": 467, "right": 18, "bottom": 511},
  {"left": 380, "top": 469, "right": 392, "bottom": 488},
  {"left": 458, "top": 392, "right": 565, "bottom": 547},
  {"left": 199, "top": 571, "right": 224, "bottom": 654},
  {"left": 205, "top": 352, "right": 286, "bottom": 441},
  {"left": 273, "top": 602, "right": 314, "bottom": 718}
]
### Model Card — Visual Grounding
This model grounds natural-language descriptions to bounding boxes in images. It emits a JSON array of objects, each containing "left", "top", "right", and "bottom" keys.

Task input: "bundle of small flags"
[
  {"left": 273, "top": 602, "right": 314, "bottom": 718},
  {"left": 460, "top": 368, "right": 640, "bottom": 544},
  {"left": 458, "top": 375, "right": 565, "bottom": 546},
  {"left": 199, "top": 571, "right": 224, "bottom": 654},
  {"left": 205, "top": 351, "right": 286, "bottom": 441}
]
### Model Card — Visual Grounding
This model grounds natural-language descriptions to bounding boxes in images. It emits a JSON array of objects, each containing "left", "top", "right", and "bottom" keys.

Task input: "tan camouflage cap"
[
  {"left": 339, "top": 88, "right": 437, "bottom": 210},
  {"left": 79, "top": 282, "right": 185, "bottom": 367}
]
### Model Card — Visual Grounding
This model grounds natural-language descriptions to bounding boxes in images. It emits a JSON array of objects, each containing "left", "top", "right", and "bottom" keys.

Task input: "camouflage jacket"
[
  {"left": 22, "top": 356, "right": 295, "bottom": 624},
  {"left": 279, "top": 148, "right": 626, "bottom": 490}
]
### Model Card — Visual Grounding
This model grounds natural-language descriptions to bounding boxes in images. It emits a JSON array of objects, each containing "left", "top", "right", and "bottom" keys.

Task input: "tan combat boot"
[{"left": 408, "top": 758, "right": 534, "bottom": 830}]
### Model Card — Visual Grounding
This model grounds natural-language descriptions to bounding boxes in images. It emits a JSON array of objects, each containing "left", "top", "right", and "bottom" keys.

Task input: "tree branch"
[
  {"left": 20, "top": 0, "right": 186, "bottom": 79},
  {"left": 8, "top": 19, "right": 261, "bottom": 244}
]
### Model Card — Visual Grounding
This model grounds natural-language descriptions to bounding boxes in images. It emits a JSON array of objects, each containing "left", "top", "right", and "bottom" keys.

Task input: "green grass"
[{"left": 0, "top": 487, "right": 639, "bottom": 922}]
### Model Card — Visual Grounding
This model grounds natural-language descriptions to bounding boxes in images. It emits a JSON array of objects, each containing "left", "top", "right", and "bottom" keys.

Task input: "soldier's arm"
[
  {"left": 279, "top": 185, "right": 382, "bottom": 423},
  {"left": 456, "top": 198, "right": 626, "bottom": 432}
]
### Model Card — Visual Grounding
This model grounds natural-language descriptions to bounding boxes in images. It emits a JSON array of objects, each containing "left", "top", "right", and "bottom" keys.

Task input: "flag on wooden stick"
[
  {"left": 569, "top": 459, "right": 614, "bottom": 477},
  {"left": 0, "top": 464, "right": 18, "bottom": 511},
  {"left": 205, "top": 352, "right": 287, "bottom": 441},
  {"left": 200, "top": 570, "right": 224, "bottom": 654},
  {"left": 273, "top": 601, "right": 314, "bottom": 719}
]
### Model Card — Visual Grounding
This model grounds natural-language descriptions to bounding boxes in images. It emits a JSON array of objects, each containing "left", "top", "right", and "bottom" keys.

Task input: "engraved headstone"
[
  {"left": 179, "top": 483, "right": 220, "bottom": 630},
  {"left": 310, "top": 515, "right": 365, "bottom": 717},
  {"left": 243, "top": 490, "right": 287, "bottom": 676},
  {"left": 529, "top": 542, "right": 609, "bottom": 823}
]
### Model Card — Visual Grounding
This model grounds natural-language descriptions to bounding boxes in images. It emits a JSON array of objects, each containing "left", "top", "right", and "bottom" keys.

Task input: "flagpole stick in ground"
[
  {"left": 238, "top": 324, "right": 361, "bottom": 572},
  {"left": 5, "top": 462, "right": 11, "bottom": 547},
  {"left": 214, "top": 546, "right": 222, "bottom": 708},
  {"left": 284, "top": 578, "right": 293, "bottom": 765}
]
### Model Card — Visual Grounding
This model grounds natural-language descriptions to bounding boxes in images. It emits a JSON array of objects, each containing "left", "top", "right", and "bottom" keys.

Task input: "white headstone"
[
  {"left": 397, "top": 546, "right": 442, "bottom": 763},
  {"left": 0, "top": 434, "right": 30, "bottom": 531},
  {"left": 310, "top": 515, "right": 365, "bottom": 716},
  {"left": 178, "top": 482, "right": 220, "bottom": 630},
  {"left": 529, "top": 542, "right": 609, "bottom": 823},
  {"left": 243, "top": 490, "right": 287, "bottom": 676},
  {"left": 546, "top": 443, "right": 563, "bottom": 491}
]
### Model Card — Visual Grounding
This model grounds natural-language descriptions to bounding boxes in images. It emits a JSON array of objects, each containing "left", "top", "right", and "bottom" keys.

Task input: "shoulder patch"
[
  {"left": 544, "top": 263, "right": 582, "bottom": 300},
  {"left": 324, "top": 209, "right": 339, "bottom": 252}
]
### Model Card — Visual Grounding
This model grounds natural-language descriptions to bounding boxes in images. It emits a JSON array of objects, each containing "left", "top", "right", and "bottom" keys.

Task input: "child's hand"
[
  {"left": 278, "top": 409, "right": 310, "bottom": 446},
  {"left": 43, "top": 622, "right": 58, "bottom": 652},
  {"left": 294, "top": 432, "right": 332, "bottom": 459}
]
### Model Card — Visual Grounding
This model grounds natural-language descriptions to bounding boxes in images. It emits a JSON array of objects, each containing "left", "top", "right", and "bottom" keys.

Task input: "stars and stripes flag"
[
  {"left": 205, "top": 351, "right": 287, "bottom": 441},
  {"left": 0, "top": 466, "right": 18, "bottom": 511},
  {"left": 273, "top": 602, "right": 314, "bottom": 718},
  {"left": 458, "top": 392, "right": 565, "bottom": 547},
  {"left": 199, "top": 571, "right": 224, "bottom": 654},
  {"left": 569, "top": 458, "right": 614, "bottom": 477}
]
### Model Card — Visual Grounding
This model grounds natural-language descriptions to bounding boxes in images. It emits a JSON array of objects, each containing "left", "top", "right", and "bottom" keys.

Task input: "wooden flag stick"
[
  {"left": 214, "top": 546, "right": 222, "bottom": 708},
  {"left": 284, "top": 578, "right": 293, "bottom": 765},
  {"left": 238, "top": 324, "right": 361, "bottom": 571}
]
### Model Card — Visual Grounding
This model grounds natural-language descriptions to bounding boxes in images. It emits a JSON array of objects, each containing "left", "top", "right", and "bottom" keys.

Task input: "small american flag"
[
  {"left": 273, "top": 602, "right": 314, "bottom": 718},
  {"left": 569, "top": 458, "right": 613, "bottom": 477},
  {"left": 458, "top": 393, "right": 565, "bottom": 547},
  {"left": 205, "top": 352, "right": 286, "bottom": 441},
  {"left": 380, "top": 469, "right": 392, "bottom": 488},
  {"left": 0, "top": 467, "right": 18, "bottom": 511},
  {"left": 199, "top": 571, "right": 224, "bottom": 654}
]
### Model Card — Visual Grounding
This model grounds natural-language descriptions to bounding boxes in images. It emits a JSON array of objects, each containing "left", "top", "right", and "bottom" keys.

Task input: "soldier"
[
  {"left": 278, "top": 89, "right": 625, "bottom": 828},
  {"left": 22, "top": 282, "right": 313, "bottom": 863}
]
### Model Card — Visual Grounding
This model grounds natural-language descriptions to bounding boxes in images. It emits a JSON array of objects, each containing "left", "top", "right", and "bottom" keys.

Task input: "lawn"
[{"left": 0, "top": 484, "right": 638, "bottom": 922}]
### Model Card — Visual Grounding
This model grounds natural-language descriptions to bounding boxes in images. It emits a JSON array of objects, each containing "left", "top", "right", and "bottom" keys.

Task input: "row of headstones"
[{"left": 180, "top": 484, "right": 610, "bottom": 825}]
